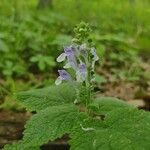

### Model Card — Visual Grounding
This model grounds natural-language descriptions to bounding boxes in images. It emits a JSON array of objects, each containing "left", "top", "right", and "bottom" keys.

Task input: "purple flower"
[
  {"left": 55, "top": 70, "right": 72, "bottom": 85},
  {"left": 64, "top": 46, "right": 74, "bottom": 56},
  {"left": 76, "top": 63, "right": 87, "bottom": 82},
  {"left": 57, "top": 46, "right": 78, "bottom": 70},
  {"left": 56, "top": 46, "right": 75, "bottom": 62},
  {"left": 65, "top": 46, "right": 78, "bottom": 70},
  {"left": 56, "top": 44, "right": 98, "bottom": 85},
  {"left": 58, "top": 70, "right": 71, "bottom": 80}
]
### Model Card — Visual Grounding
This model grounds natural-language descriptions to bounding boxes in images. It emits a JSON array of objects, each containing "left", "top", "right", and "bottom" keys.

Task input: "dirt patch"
[{"left": 0, "top": 110, "right": 30, "bottom": 149}]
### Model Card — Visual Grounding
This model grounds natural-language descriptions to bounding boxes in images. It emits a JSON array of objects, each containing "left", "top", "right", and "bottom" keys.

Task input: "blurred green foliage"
[
  {"left": 0, "top": 0, "right": 149, "bottom": 107},
  {"left": 0, "top": 0, "right": 149, "bottom": 77}
]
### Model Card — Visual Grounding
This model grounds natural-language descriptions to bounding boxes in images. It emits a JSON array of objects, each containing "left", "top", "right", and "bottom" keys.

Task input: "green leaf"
[
  {"left": 16, "top": 84, "right": 76, "bottom": 112},
  {"left": 38, "top": 59, "right": 45, "bottom": 71},
  {"left": 21, "top": 104, "right": 86, "bottom": 147},
  {"left": 3, "top": 142, "right": 40, "bottom": 150},
  {"left": 0, "top": 39, "right": 9, "bottom": 52},
  {"left": 30, "top": 56, "right": 39, "bottom": 62},
  {"left": 89, "top": 97, "right": 134, "bottom": 114},
  {"left": 70, "top": 99, "right": 150, "bottom": 150},
  {"left": 44, "top": 56, "right": 56, "bottom": 67},
  {"left": 94, "top": 74, "right": 107, "bottom": 84}
]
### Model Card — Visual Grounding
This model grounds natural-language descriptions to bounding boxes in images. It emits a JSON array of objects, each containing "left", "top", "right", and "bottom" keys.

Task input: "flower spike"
[{"left": 55, "top": 22, "right": 99, "bottom": 105}]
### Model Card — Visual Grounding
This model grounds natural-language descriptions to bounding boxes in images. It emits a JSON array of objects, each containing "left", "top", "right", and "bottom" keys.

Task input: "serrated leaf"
[
  {"left": 16, "top": 84, "right": 76, "bottom": 112},
  {"left": 70, "top": 100, "right": 150, "bottom": 150},
  {"left": 20, "top": 104, "right": 86, "bottom": 147},
  {"left": 89, "top": 97, "right": 134, "bottom": 114},
  {"left": 3, "top": 142, "right": 40, "bottom": 150}
]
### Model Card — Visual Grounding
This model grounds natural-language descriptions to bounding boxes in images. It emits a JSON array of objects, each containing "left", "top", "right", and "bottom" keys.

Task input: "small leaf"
[
  {"left": 38, "top": 59, "right": 45, "bottom": 71},
  {"left": 94, "top": 74, "right": 107, "bottom": 84},
  {"left": 44, "top": 56, "right": 56, "bottom": 67},
  {"left": 0, "top": 39, "right": 9, "bottom": 52},
  {"left": 30, "top": 56, "right": 39, "bottom": 62}
]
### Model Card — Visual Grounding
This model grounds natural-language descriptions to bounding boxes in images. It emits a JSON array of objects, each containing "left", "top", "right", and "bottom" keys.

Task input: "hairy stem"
[{"left": 85, "top": 49, "right": 92, "bottom": 106}]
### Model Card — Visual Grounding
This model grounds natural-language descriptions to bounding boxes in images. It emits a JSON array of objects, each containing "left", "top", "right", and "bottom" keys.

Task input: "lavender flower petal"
[
  {"left": 64, "top": 46, "right": 74, "bottom": 56},
  {"left": 64, "top": 46, "right": 78, "bottom": 70},
  {"left": 58, "top": 70, "right": 71, "bottom": 80},
  {"left": 67, "top": 55, "right": 78, "bottom": 70},
  {"left": 56, "top": 53, "right": 66, "bottom": 62},
  {"left": 76, "top": 63, "right": 87, "bottom": 82},
  {"left": 55, "top": 70, "right": 72, "bottom": 85}
]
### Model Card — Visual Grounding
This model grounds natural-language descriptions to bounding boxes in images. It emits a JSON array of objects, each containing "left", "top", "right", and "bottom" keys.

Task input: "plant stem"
[{"left": 85, "top": 49, "right": 92, "bottom": 106}]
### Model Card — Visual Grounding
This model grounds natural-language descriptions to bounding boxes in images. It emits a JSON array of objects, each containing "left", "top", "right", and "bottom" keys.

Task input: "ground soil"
[{"left": 0, "top": 110, "right": 29, "bottom": 149}]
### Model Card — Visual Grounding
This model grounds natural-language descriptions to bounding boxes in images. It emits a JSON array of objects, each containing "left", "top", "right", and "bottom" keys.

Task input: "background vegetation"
[{"left": 0, "top": 0, "right": 149, "bottom": 109}]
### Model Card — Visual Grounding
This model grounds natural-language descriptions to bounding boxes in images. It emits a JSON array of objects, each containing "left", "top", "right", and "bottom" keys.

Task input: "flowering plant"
[
  {"left": 3, "top": 22, "right": 150, "bottom": 150},
  {"left": 55, "top": 22, "right": 99, "bottom": 106}
]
